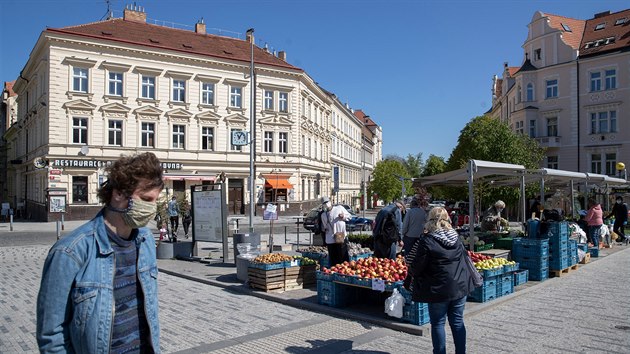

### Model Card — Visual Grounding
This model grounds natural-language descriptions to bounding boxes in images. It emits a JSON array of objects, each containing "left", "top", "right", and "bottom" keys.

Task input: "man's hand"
[{"left": 398, "top": 240, "right": 404, "bottom": 247}]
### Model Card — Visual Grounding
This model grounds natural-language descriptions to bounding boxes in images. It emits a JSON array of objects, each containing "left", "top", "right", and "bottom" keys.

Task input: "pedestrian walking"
[
  {"left": 605, "top": 196, "right": 628, "bottom": 244},
  {"left": 585, "top": 198, "right": 603, "bottom": 249},
  {"left": 159, "top": 222, "right": 169, "bottom": 242},
  {"left": 404, "top": 206, "right": 475, "bottom": 354},
  {"left": 373, "top": 201, "right": 405, "bottom": 259},
  {"left": 402, "top": 196, "right": 427, "bottom": 256},
  {"left": 36, "top": 152, "right": 163, "bottom": 353},
  {"left": 321, "top": 196, "right": 351, "bottom": 267},
  {"left": 168, "top": 195, "right": 180, "bottom": 238},
  {"left": 182, "top": 205, "right": 192, "bottom": 239}
]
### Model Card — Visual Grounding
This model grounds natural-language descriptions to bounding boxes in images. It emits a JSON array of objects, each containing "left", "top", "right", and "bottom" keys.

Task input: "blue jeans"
[
  {"left": 589, "top": 225, "right": 601, "bottom": 248},
  {"left": 428, "top": 296, "right": 467, "bottom": 354}
]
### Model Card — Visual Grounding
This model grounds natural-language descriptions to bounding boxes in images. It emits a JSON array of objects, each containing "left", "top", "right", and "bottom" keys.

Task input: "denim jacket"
[{"left": 36, "top": 210, "right": 160, "bottom": 353}]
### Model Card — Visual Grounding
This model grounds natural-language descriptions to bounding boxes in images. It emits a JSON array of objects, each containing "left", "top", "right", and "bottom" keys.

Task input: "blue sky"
[{"left": 1, "top": 0, "right": 627, "bottom": 161}]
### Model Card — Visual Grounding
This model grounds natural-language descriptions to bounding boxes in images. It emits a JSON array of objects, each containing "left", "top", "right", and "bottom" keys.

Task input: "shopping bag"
[{"left": 384, "top": 288, "right": 404, "bottom": 318}]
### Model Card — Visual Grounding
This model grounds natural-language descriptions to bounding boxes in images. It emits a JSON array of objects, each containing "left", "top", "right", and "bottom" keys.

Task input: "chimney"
[
  {"left": 594, "top": 11, "right": 611, "bottom": 18},
  {"left": 123, "top": 4, "right": 147, "bottom": 23},
  {"left": 246, "top": 31, "right": 255, "bottom": 44},
  {"left": 195, "top": 18, "right": 206, "bottom": 34},
  {"left": 278, "top": 51, "right": 286, "bottom": 61}
]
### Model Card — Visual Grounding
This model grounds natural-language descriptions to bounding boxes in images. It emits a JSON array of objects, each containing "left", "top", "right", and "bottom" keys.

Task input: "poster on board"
[
  {"left": 192, "top": 189, "right": 224, "bottom": 242},
  {"left": 263, "top": 203, "right": 278, "bottom": 220}
]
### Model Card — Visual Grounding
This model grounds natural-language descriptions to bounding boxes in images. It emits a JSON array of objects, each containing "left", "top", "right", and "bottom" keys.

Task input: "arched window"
[{"left": 526, "top": 83, "right": 534, "bottom": 101}]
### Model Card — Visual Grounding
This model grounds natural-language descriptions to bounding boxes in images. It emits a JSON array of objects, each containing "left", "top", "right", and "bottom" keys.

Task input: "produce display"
[
  {"left": 293, "top": 256, "right": 317, "bottom": 266},
  {"left": 468, "top": 251, "right": 516, "bottom": 271},
  {"left": 347, "top": 242, "right": 372, "bottom": 257},
  {"left": 252, "top": 253, "right": 294, "bottom": 264},
  {"left": 296, "top": 246, "right": 328, "bottom": 254},
  {"left": 321, "top": 255, "right": 408, "bottom": 282}
]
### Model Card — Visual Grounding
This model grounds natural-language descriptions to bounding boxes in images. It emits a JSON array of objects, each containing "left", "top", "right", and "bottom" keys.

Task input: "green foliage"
[
  {"left": 422, "top": 154, "right": 447, "bottom": 199},
  {"left": 404, "top": 153, "right": 424, "bottom": 178},
  {"left": 348, "top": 233, "right": 374, "bottom": 249},
  {"left": 371, "top": 159, "right": 412, "bottom": 203},
  {"left": 445, "top": 115, "right": 546, "bottom": 207}
]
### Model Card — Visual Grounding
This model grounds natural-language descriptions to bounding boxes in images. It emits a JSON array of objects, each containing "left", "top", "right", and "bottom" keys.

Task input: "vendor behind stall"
[{"left": 481, "top": 200, "right": 506, "bottom": 231}]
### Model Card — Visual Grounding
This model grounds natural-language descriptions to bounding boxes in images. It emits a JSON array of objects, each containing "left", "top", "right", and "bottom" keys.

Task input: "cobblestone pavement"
[{"left": 1, "top": 242, "right": 629, "bottom": 353}]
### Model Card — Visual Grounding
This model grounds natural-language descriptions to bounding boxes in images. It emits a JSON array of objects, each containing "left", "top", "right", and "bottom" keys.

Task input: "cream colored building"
[
  {"left": 4, "top": 7, "right": 381, "bottom": 221},
  {"left": 489, "top": 9, "right": 630, "bottom": 175}
]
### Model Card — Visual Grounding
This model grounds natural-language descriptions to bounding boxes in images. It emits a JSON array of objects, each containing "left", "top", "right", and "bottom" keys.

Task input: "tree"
[
  {"left": 403, "top": 153, "right": 424, "bottom": 178},
  {"left": 445, "top": 115, "right": 546, "bottom": 208},
  {"left": 421, "top": 154, "right": 447, "bottom": 200},
  {"left": 370, "top": 159, "right": 412, "bottom": 203}
]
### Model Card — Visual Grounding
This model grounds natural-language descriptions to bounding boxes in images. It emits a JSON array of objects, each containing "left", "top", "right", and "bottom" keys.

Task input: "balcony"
[{"left": 535, "top": 135, "right": 561, "bottom": 148}]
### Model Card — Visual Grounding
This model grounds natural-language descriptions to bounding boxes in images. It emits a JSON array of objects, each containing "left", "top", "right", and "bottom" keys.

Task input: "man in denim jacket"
[{"left": 37, "top": 152, "right": 163, "bottom": 353}]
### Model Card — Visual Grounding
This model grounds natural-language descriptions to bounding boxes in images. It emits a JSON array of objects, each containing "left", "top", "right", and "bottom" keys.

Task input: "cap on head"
[
  {"left": 172, "top": 196, "right": 176, "bottom": 200},
  {"left": 321, "top": 196, "right": 330, "bottom": 204}
]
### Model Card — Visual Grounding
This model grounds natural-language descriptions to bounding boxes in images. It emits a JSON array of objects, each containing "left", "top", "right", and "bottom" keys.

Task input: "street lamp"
[
  {"left": 247, "top": 28, "right": 256, "bottom": 232},
  {"left": 616, "top": 162, "right": 627, "bottom": 180}
]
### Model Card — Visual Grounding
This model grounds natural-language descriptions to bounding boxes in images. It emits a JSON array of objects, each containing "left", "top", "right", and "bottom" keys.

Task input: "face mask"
[
  {"left": 617, "top": 200, "right": 622, "bottom": 204},
  {"left": 110, "top": 197, "right": 157, "bottom": 228}
]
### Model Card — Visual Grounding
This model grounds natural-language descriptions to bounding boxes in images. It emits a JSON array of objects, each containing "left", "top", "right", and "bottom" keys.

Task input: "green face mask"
[{"left": 110, "top": 197, "right": 157, "bottom": 228}]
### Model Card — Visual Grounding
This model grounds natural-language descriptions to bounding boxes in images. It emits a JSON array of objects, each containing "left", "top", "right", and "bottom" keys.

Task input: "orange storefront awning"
[{"left": 265, "top": 178, "right": 293, "bottom": 189}]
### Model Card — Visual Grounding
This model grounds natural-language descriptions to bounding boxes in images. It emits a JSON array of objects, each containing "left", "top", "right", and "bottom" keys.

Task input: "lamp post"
[
  {"left": 247, "top": 28, "right": 256, "bottom": 232},
  {"left": 616, "top": 162, "right": 627, "bottom": 181}
]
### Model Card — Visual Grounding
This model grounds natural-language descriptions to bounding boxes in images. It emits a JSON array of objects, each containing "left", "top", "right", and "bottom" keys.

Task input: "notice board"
[{"left": 191, "top": 189, "right": 225, "bottom": 242}]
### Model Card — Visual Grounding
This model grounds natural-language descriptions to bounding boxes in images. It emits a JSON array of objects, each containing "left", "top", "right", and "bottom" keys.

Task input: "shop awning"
[{"left": 265, "top": 178, "right": 293, "bottom": 189}]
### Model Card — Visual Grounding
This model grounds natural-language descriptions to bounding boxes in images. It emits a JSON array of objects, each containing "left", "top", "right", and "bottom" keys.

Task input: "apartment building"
[
  {"left": 489, "top": 9, "right": 630, "bottom": 176},
  {"left": 3, "top": 6, "right": 380, "bottom": 221}
]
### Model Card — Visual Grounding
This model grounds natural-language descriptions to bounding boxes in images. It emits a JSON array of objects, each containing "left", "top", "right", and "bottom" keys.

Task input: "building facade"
[
  {"left": 489, "top": 9, "right": 630, "bottom": 176},
  {"left": 4, "top": 6, "right": 381, "bottom": 221}
]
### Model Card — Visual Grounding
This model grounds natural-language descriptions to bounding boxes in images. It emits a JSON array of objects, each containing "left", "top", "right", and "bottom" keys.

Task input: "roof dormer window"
[
  {"left": 595, "top": 23, "right": 605, "bottom": 30},
  {"left": 615, "top": 18, "right": 626, "bottom": 26},
  {"left": 605, "top": 37, "right": 616, "bottom": 45},
  {"left": 584, "top": 42, "right": 593, "bottom": 49},
  {"left": 561, "top": 23, "right": 572, "bottom": 32}
]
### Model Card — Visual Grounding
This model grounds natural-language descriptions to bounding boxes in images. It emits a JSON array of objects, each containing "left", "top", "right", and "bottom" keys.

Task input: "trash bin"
[
  {"left": 233, "top": 232, "right": 261, "bottom": 260},
  {"left": 236, "top": 254, "right": 256, "bottom": 282}
]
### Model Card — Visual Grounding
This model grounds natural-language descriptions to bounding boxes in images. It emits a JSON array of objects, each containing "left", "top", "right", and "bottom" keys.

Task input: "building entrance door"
[{"left": 228, "top": 187, "right": 244, "bottom": 214}]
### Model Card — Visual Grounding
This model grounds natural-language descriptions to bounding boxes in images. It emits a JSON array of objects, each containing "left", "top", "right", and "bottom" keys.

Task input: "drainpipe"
[{"left": 576, "top": 58, "right": 581, "bottom": 172}]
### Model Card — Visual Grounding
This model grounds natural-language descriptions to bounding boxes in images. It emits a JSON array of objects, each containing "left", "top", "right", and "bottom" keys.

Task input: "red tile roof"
[
  {"left": 580, "top": 9, "right": 630, "bottom": 56},
  {"left": 47, "top": 18, "right": 302, "bottom": 71},
  {"left": 506, "top": 67, "right": 520, "bottom": 77},
  {"left": 4, "top": 81, "right": 16, "bottom": 97},
  {"left": 544, "top": 13, "right": 586, "bottom": 50}
]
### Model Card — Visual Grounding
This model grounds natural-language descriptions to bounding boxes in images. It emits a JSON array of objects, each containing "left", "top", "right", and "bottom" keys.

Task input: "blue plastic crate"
[
  {"left": 503, "top": 262, "right": 519, "bottom": 273},
  {"left": 480, "top": 267, "right": 503, "bottom": 278},
  {"left": 546, "top": 222, "right": 569, "bottom": 238},
  {"left": 513, "top": 270, "right": 529, "bottom": 286},
  {"left": 248, "top": 261, "right": 287, "bottom": 270},
  {"left": 568, "top": 239, "right": 577, "bottom": 250},
  {"left": 481, "top": 276, "right": 498, "bottom": 288},
  {"left": 353, "top": 276, "right": 372, "bottom": 287},
  {"left": 588, "top": 247, "right": 599, "bottom": 257},
  {"left": 398, "top": 286, "right": 413, "bottom": 304},
  {"left": 317, "top": 280, "right": 355, "bottom": 307},
  {"left": 569, "top": 255, "right": 578, "bottom": 266},
  {"left": 401, "top": 302, "right": 430, "bottom": 325},
  {"left": 549, "top": 254, "right": 569, "bottom": 270},
  {"left": 512, "top": 238, "right": 549, "bottom": 258},
  {"left": 577, "top": 243, "right": 588, "bottom": 253},
  {"left": 513, "top": 255, "right": 548, "bottom": 270},
  {"left": 528, "top": 267, "right": 549, "bottom": 281},
  {"left": 468, "top": 284, "right": 497, "bottom": 303},
  {"left": 548, "top": 238, "right": 569, "bottom": 254},
  {"left": 496, "top": 274, "right": 514, "bottom": 297},
  {"left": 315, "top": 270, "right": 334, "bottom": 281}
]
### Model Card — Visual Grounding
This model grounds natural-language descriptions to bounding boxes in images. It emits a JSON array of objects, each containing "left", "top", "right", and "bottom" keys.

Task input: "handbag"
[
  {"left": 461, "top": 243, "right": 483, "bottom": 288},
  {"left": 334, "top": 232, "right": 345, "bottom": 244}
]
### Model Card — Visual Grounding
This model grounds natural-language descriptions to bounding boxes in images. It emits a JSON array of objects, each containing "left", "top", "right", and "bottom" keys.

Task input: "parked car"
[{"left": 302, "top": 205, "right": 374, "bottom": 232}]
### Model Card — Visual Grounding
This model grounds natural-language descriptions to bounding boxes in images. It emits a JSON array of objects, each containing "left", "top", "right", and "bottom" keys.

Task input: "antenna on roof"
[{"left": 101, "top": 0, "right": 114, "bottom": 20}]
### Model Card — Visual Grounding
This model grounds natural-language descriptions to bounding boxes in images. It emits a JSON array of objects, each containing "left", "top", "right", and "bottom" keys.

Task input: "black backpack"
[
  {"left": 312, "top": 209, "right": 326, "bottom": 235},
  {"left": 379, "top": 211, "right": 399, "bottom": 244}
]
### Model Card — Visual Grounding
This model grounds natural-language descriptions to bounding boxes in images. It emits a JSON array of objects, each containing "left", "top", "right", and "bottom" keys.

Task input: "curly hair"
[
  {"left": 97, "top": 152, "right": 164, "bottom": 205},
  {"left": 424, "top": 207, "right": 453, "bottom": 233}
]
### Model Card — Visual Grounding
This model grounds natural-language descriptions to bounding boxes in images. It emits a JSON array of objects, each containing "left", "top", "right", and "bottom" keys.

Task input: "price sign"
[
  {"left": 371, "top": 279, "right": 385, "bottom": 292},
  {"left": 290, "top": 260, "right": 299, "bottom": 267}
]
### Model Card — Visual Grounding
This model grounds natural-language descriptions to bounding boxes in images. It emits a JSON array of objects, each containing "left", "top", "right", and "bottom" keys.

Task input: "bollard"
[
  {"left": 284, "top": 226, "right": 287, "bottom": 244},
  {"left": 61, "top": 214, "right": 65, "bottom": 231},
  {"left": 56, "top": 221, "right": 61, "bottom": 240},
  {"left": 9, "top": 214, "right": 13, "bottom": 231}
]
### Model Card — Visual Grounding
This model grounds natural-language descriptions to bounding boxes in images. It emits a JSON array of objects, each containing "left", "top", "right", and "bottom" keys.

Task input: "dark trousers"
[
  {"left": 170, "top": 216, "right": 179, "bottom": 233},
  {"left": 327, "top": 242, "right": 349, "bottom": 267},
  {"left": 613, "top": 220, "right": 626, "bottom": 242},
  {"left": 183, "top": 219, "right": 191, "bottom": 235}
]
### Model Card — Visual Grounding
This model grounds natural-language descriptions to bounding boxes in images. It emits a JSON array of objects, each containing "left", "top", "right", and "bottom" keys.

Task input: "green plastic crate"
[{"left": 494, "top": 237, "right": 514, "bottom": 250}]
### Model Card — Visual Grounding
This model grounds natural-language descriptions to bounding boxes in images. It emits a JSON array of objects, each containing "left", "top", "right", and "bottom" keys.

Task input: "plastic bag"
[{"left": 385, "top": 288, "right": 404, "bottom": 318}]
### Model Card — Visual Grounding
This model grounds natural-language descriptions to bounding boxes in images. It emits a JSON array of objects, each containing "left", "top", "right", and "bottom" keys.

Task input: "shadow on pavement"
[{"left": 285, "top": 339, "right": 390, "bottom": 353}]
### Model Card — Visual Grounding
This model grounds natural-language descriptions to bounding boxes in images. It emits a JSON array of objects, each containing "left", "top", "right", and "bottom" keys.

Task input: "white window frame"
[
  {"left": 72, "top": 117, "right": 88, "bottom": 144},
  {"left": 108, "top": 72, "right": 123, "bottom": 96},
  {"left": 230, "top": 86, "right": 242, "bottom": 108},
  {"left": 591, "top": 154, "right": 602, "bottom": 174},
  {"left": 172, "top": 79, "right": 186, "bottom": 102},
  {"left": 590, "top": 111, "right": 617, "bottom": 134},
  {"left": 547, "top": 156, "right": 558, "bottom": 169},
  {"left": 264, "top": 131, "right": 274, "bottom": 152},
  {"left": 201, "top": 126, "right": 214, "bottom": 151},
  {"left": 141, "top": 75, "right": 156, "bottom": 99},
  {"left": 172, "top": 124, "right": 185, "bottom": 149},
  {"left": 526, "top": 83, "right": 534, "bottom": 101},
  {"left": 545, "top": 79, "right": 558, "bottom": 99},
  {"left": 279, "top": 132, "right": 288, "bottom": 153},
  {"left": 605, "top": 69, "right": 617, "bottom": 90},
  {"left": 547, "top": 117, "right": 558, "bottom": 137},
  {"left": 201, "top": 82, "right": 215, "bottom": 105},
  {"left": 590, "top": 72, "right": 602, "bottom": 92},
  {"left": 279, "top": 92, "right": 288, "bottom": 113},
  {"left": 141, "top": 122, "right": 155, "bottom": 147},
  {"left": 264, "top": 90, "right": 274, "bottom": 110},
  {"left": 72, "top": 67, "right": 89, "bottom": 93},
  {"left": 605, "top": 153, "right": 617, "bottom": 175},
  {"left": 529, "top": 119, "right": 536, "bottom": 138},
  {"left": 108, "top": 119, "right": 123, "bottom": 146}
]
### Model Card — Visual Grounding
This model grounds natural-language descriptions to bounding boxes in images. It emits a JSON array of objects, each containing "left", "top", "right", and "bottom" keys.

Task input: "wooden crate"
[
  {"left": 284, "top": 265, "right": 317, "bottom": 290},
  {"left": 579, "top": 253, "right": 591, "bottom": 264},
  {"left": 248, "top": 268, "right": 285, "bottom": 292},
  {"left": 549, "top": 264, "right": 578, "bottom": 278}
]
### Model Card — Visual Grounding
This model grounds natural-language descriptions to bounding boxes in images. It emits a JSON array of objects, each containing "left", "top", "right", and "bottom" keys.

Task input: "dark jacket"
[
  {"left": 606, "top": 202, "right": 628, "bottom": 223},
  {"left": 406, "top": 229, "right": 474, "bottom": 303}
]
